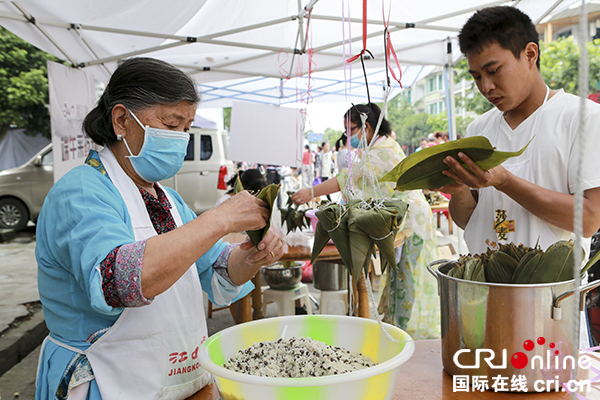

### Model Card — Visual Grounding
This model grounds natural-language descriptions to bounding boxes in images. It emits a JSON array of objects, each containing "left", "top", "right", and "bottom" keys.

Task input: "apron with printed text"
[
  {"left": 53, "top": 147, "right": 211, "bottom": 400},
  {"left": 464, "top": 87, "right": 556, "bottom": 254}
]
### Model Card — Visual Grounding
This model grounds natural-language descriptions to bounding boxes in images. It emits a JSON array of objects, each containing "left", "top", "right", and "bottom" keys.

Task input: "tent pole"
[
  {"left": 445, "top": 38, "right": 457, "bottom": 142},
  {"left": 298, "top": 0, "right": 306, "bottom": 51},
  {"left": 11, "top": 2, "right": 78, "bottom": 66},
  {"left": 70, "top": 24, "right": 111, "bottom": 76}
]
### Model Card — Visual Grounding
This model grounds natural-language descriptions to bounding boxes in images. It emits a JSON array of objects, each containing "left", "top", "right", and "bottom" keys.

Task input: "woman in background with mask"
[
  {"left": 291, "top": 103, "right": 440, "bottom": 340},
  {"left": 35, "top": 58, "right": 283, "bottom": 400}
]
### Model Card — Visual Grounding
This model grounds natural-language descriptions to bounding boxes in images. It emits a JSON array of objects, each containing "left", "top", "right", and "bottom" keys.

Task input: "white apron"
[
  {"left": 464, "top": 87, "right": 555, "bottom": 254},
  {"left": 463, "top": 87, "right": 590, "bottom": 347},
  {"left": 51, "top": 147, "right": 212, "bottom": 400}
]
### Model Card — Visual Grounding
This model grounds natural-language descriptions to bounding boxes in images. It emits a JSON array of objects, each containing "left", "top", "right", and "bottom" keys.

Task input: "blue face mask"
[
  {"left": 123, "top": 110, "right": 190, "bottom": 183},
  {"left": 350, "top": 134, "right": 361, "bottom": 149}
]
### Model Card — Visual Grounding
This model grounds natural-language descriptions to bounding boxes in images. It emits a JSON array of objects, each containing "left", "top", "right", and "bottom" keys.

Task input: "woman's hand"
[
  {"left": 214, "top": 191, "right": 270, "bottom": 233},
  {"left": 227, "top": 227, "right": 286, "bottom": 285},
  {"left": 291, "top": 188, "right": 312, "bottom": 205}
]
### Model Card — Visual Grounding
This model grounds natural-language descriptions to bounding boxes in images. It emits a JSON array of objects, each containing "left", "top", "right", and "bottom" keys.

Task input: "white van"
[
  {"left": 159, "top": 127, "right": 234, "bottom": 215},
  {"left": 0, "top": 128, "right": 234, "bottom": 231}
]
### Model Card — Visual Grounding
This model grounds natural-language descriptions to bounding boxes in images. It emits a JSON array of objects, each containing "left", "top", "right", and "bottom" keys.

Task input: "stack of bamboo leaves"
[
  {"left": 380, "top": 136, "right": 531, "bottom": 191},
  {"left": 233, "top": 175, "right": 280, "bottom": 249},
  {"left": 447, "top": 240, "right": 594, "bottom": 284},
  {"left": 311, "top": 198, "right": 408, "bottom": 282},
  {"left": 279, "top": 192, "right": 311, "bottom": 233}
]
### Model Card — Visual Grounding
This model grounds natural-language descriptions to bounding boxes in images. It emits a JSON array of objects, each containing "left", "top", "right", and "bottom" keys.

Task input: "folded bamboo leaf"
[
  {"left": 380, "top": 136, "right": 531, "bottom": 191},
  {"left": 495, "top": 251, "right": 519, "bottom": 277},
  {"left": 348, "top": 206, "right": 379, "bottom": 282},
  {"left": 485, "top": 251, "right": 517, "bottom": 283},
  {"left": 532, "top": 240, "right": 582, "bottom": 284},
  {"left": 511, "top": 248, "right": 541, "bottom": 283},
  {"left": 512, "top": 250, "right": 543, "bottom": 284},
  {"left": 463, "top": 258, "right": 478, "bottom": 281},
  {"left": 498, "top": 242, "right": 529, "bottom": 263},
  {"left": 353, "top": 200, "right": 408, "bottom": 273},
  {"left": 233, "top": 174, "right": 245, "bottom": 194},
  {"left": 581, "top": 247, "right": 600, "bottom": 277},
  {"left": 310, "top": 217, "right": 332, "bottom": 265},
  {"left": 312, "top": 202, "right": 353, "bottom": 267},
  {"left": 472, "top": 259, "right": 486, "bottom": 282},
  {"left": 247, "top": 183, "right": 280, "bottom": 249}
]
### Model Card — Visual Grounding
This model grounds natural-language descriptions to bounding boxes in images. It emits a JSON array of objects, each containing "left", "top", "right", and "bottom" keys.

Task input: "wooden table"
[
  {"left": 279, "top": 232, "right": 405, "bottom": 318},
  {"left": 223, "top": 231, "right": 404, "bottom": 322},
  {"left": 431, "top": 202, "right": 452, "bottom": 234},
  {"left": 393, "top": 340, "right": 600, "bottom": 399}
]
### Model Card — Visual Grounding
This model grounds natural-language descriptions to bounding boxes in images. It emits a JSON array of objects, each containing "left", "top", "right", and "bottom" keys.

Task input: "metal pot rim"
[
  {"left": 263, "top": 262, "right": 304, "bottom": 271},
  {"left": 429, "top": 259, "right": 582, "bottom": 289}
]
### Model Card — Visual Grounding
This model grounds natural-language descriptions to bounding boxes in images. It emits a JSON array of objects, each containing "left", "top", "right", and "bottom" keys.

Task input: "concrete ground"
[{"left": 0, "top": 204, "right": 465, "bottom": 400}]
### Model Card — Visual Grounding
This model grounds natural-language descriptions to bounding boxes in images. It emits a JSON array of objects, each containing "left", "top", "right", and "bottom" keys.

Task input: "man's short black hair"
[{"left": 458, "top": 6, "right": 540, "bottom": 69}]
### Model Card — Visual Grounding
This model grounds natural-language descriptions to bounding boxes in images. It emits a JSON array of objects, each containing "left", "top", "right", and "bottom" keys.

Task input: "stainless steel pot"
[
  {"left": 428, "top": 259, "right": 600, "bottom": 392},
  {"left": 262, "top": 262, "right": 304, "bottom": 290},
  {"left": 313, "top": 261, "right": 348, "bottom": 291}
]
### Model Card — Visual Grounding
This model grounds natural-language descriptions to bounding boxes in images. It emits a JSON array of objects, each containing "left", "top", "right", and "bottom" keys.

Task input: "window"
[
  {"left": 426, "top": 74, "right": 444, "bottom": 93},
  {"left": 200, "top": 135, "right": 213, "bottom": 161},
  {"left": 426, "top": 101, "right": 445, "bottom": 115},
  {"left": 426, "top": 77, "right": 435, "bottom": 93},
  {"left": 220, "top": 133, "right": 229, "bottom": 160},
  {"left": 185, "top": 134, "right": 195, "bottom": 161},
  {"left": 41, "top": 149, "right": 53, "bottom": 166}
]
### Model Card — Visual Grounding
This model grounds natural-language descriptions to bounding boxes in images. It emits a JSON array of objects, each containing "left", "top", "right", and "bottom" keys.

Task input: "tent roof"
[{"left": 0, "top": 0, "right": 581, "bottom": 106}]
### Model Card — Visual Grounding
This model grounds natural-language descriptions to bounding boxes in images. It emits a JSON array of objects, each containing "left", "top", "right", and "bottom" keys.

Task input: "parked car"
[{"left": 0, "top": 128, "right": 234, "bottom": 231}]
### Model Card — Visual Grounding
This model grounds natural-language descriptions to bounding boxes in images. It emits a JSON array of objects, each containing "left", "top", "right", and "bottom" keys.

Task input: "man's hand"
[{"left": 441, "top": 152, "right": 510, "bottom": 190}]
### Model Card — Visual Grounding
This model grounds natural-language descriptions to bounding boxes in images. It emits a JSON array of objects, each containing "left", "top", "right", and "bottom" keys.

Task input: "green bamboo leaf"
[
  {"left": 581, "top": 248, "right": 600, "bottom": 277},
  {"left": 512, "top": 251, "right": 543, "bottom": 284},
  {"left": 353, "top": 200, "right": 408, "bottom": 273},
  {"left": 310, "top": 217, "right": 331, "bottom": 264},
  {"left": 380, "top": 136, "right": 531, "bottom": 191},
  {"left": 511, "top": 248, "right": 542, "bottom": 283},
  {"left": 312, "top": 202, "right": 353, "bottom": 267},
  {"left": 532, "top": 240, "right": 582, "bottom": 284},
  {"left": 233, "top": 174, "right": 245, "bottom": 194},
  {"left": 463, "top": 258, "right": 479, "bottom": 281},
  {"left": 246, "top": 183, "right": 280, "bottom": 249},
  {"left": 348, "top": 206, "right": 380, "bottom": 282}
]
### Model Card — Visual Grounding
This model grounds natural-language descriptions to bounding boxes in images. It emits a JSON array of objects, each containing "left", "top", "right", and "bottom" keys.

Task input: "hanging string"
[
  {"left": 345, "top": 0, "right": 372, "bottom": 64},
  {"left": 382, "top": 0, "right": 403, "bottom": 88},
  {"left": 336, "top": 1, "right": 401, "bottom": 341}
]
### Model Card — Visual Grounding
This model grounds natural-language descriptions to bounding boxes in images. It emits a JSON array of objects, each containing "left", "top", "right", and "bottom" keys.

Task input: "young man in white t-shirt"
[
  {"left": 440, "top": 6, "right": 600, "bottom": 257},
  {"left": 440, "top": 5, "right": 600, "bottom": 349}
]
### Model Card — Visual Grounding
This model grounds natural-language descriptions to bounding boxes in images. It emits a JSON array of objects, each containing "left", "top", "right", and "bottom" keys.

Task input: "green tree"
[
  {"left": 384, "top": 96, "right": 431, "bottom": 152},
  {"left": 322, "top": 127, "right": 343, "bottom": 147},
  {"left": 453, "top": 58, "right": 494, "bottom": 116},
  {"left": 427, "top": 112, "right": 447, "bottom": 132},
  {"left": 0, "top": 27, "right": 59, "bottom": 139},
  {"left": 223, "top": 107, "right": 231, "bottom": 130},
  {"left": 540, "top": 36, "right": 600, "bottom": 94}
]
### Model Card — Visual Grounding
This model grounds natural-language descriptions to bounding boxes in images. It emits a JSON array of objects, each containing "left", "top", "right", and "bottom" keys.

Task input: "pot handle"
[
  {"left": 427, "top": 259, "right": 451, "bottom": 297},
  {"left": 427, "top": 259, "right": 451, "bottom": 278},
  {"left": 552, "top": 279, "right": 600, "bottom": 320}
]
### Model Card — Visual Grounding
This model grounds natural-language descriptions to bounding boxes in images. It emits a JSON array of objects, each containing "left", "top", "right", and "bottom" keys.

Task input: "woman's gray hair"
[{"left": 83, "top": 57, "right": 200, "bottom": 145}]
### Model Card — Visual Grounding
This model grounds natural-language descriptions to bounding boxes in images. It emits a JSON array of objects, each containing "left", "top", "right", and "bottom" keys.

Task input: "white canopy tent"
[
  {"left": 0, "top": 0, "right": 595, "bottom": 374},
  {"left": 0, "top": 0, "right": 579, "bottom": 108}
]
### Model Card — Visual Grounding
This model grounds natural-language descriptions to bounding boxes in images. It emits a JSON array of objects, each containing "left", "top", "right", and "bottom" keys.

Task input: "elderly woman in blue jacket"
[{"left": 35, "top": 57, "right": 283, "bottom": 400}]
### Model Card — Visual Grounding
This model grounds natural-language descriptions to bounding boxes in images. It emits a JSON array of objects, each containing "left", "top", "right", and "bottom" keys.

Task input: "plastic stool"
[
  {"left": 262, "top": 283, "right": 312, "bottom": 317},
  {"left": 319, "top": 290, "right": 348, "bottom": 315}
]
